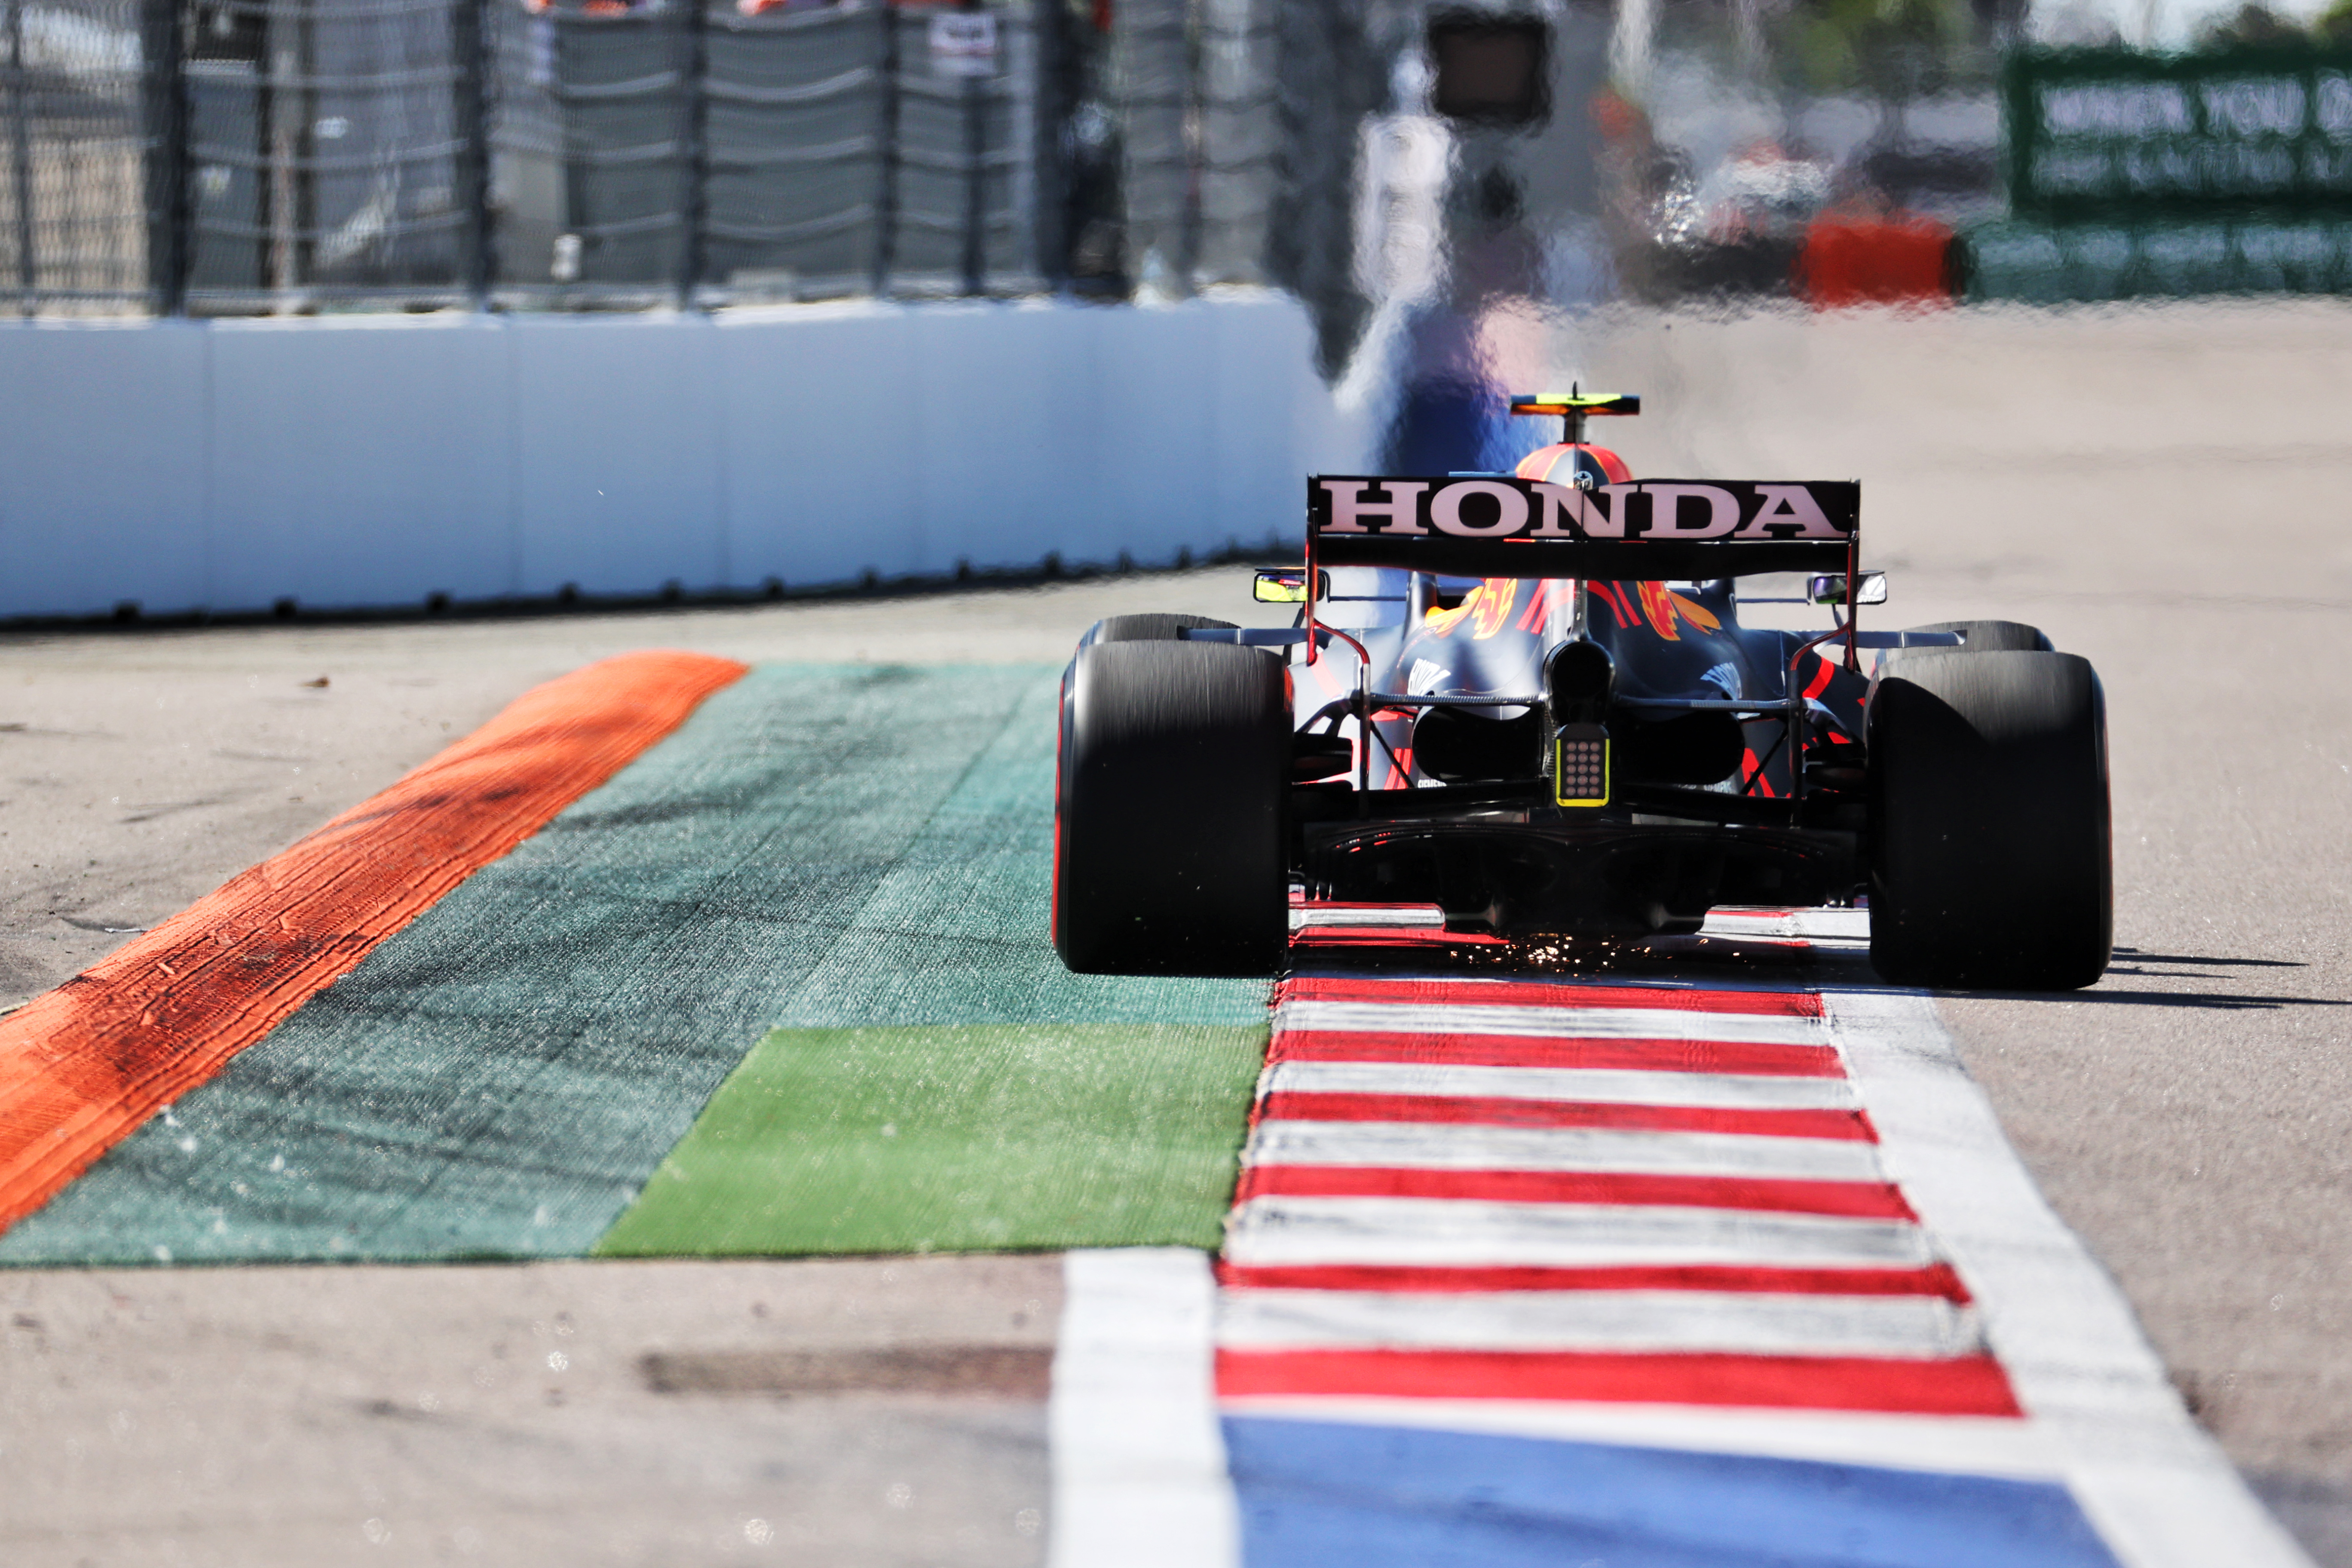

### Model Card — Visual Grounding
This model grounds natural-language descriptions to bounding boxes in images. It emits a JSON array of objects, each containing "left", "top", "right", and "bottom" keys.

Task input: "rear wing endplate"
[{"left": 1307, "top": 475, "right": 1859, "bottom": 580}]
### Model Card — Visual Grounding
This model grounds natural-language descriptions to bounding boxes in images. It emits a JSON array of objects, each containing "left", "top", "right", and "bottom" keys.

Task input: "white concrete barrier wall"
[{"left": 0, "top": 292, "right": 1368, "bottom": 621}]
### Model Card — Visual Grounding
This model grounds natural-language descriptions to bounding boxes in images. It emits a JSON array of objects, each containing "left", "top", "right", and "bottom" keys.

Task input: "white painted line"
[
  {"left": 1277, "top": 999, "right": 1830, "bottom": 1045},
  {"left": 1223, "top": 1196, "right": 1935, "bottom": 1270},
  {"left": 1264, "top": 1060, "right": 1859, "bottom": 1110},
  {"left": 1244, "top": 1120, "right": 1886, "bottom": 1182},
  {"left": 1289, "top": 971, "right": 1829, "bottom": 1000},
  {"left": 1216, "top": 1287, "right": 1984, "bottom": 1358},
  {"left": 1049, "top": 1249, "right": 1238, "bottom": 1568},
  {"left": 1218, "top": 1396, "right": 2066, "bottom": 1482},
  {"left": 1824, "top": 988, "right": 2315, "bottom": 1568}
]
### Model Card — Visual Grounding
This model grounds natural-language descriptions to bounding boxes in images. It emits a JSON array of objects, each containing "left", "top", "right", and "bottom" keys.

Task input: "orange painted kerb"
[{"left": 0, "top": 649, "right": 750, "bottom": 1234}]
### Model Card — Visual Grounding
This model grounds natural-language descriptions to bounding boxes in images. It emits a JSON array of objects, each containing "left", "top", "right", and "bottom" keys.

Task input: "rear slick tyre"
[
  {"left": 1053, "top": 638, "right": 1289, "bottom": 976},
  {"left": 1902, "top": 620, "right": 2053, "bottom": 653},
  {"left": 1867, "top": 649, "right": 2111, "bottom": 990},
  {"left": 1085, "top": 613, "right": 1238, "bottom": 645}
]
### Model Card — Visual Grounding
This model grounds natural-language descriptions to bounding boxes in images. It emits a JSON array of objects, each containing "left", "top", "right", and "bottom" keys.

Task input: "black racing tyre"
[
  {"left": 1085, "top": 613, "right": 1238, "bottom": 646},
  {"left": 1905, "top": 620, "right": 2054, "bottom": 653},
  {"left": 1867, "top": 650, "right": 2111, "bottom": 990},
  {"left": 1054, "top": 638, "right": 1290, "bottom": 976}
]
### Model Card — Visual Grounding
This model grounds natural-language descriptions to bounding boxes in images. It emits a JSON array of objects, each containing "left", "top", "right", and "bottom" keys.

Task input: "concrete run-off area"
[
  {"left": 0, "top": 300, "right": 2348, "bottom": 1563},
  {"left": 0, "top": 1255, "right": 1060, "bottom": 1565}
]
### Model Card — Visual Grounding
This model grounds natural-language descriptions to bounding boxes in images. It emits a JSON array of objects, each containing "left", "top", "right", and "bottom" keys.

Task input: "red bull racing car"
[{"left": 1053, "top": 392, "right": 2110, "bottom": 990}]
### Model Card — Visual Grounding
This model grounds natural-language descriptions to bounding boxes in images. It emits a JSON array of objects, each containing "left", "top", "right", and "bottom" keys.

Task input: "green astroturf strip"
[
  {"left": 593, "top": 1025, "right": 1265, "bottom": 1256},
  {"left": 0, "top": 664, "right": 1265, "bottom": 1268},
  {"left": 596, "top": 654, "right": 1272, "bottom": 1256}
]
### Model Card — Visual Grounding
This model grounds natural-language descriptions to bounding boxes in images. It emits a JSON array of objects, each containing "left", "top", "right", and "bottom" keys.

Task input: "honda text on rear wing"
[{"left": 1305, "top": 474, "right": 1860, "bottom": 580}]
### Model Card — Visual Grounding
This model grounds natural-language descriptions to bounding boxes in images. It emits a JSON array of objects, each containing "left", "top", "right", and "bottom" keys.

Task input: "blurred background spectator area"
[{"left": 3, "top": 0, "right": 2350, "bottom": 332}]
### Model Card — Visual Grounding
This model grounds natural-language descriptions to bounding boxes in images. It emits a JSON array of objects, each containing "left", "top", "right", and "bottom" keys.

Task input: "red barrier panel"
[{"left": 1798, "top": 215, "right": 1957, "bottom": 310}]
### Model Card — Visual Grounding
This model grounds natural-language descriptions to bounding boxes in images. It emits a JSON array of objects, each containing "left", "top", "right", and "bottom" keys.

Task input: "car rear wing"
[{"left": 1306, "top": 475, "right": 1860, "bottom": 581}]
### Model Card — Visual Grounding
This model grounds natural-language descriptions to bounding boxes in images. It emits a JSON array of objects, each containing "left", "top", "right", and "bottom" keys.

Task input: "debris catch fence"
[{"left": 0, "top": 0, "right": 1046, "bottom": 315}]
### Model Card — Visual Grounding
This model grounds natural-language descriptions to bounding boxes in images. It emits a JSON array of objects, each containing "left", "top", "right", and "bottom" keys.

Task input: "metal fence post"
[
  {"left": 7, "top": 0, "right": 34, "bottom": 314},
  {"left": 452, "top": 0, "right": 493, "bottom": 307},
  {"left": 138, "top": 0, "right": 188, "bottom": 314},
  {"left": 677, "top": 0, "right": 707, "bottom": 307},
  {"left": 960, "top": 48, "right": 984, "bottom": 295},
  {"left": 1034, "top": 0, "right": 1075, "bottom": 291},
  {"left": 1178, "top": 0, "right": 1203, "bottom": 287},
  {"left": 870, "top": 1, "right": 898, "bottom": 295}
]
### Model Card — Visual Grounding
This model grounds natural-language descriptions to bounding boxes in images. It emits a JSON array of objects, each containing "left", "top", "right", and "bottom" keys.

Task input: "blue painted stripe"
[{"left": 1223, "top": 1416, "right": 2121, "bottom": 1568}]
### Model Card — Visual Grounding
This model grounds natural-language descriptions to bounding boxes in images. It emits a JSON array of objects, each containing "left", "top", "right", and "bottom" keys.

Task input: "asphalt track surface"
[{"left": 0, "top": 300, "right": 2348, "bottom": 1563}]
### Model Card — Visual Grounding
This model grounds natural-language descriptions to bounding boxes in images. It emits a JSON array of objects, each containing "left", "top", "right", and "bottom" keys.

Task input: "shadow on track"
[
  {"left": 1953, "top": 987, "right": 2352, "bottom": 1013},
  {"left": 2110, "top": 949, "right": 2308, "bottom": 969},
  {"left": 1288, "top": 933, "right": 2349, "bottom": 1013}
]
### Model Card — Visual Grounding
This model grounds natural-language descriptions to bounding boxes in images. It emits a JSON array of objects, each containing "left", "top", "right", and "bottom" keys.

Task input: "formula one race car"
[{"left": 1053, "top": 392, "right": 2111, "bottom": 990}]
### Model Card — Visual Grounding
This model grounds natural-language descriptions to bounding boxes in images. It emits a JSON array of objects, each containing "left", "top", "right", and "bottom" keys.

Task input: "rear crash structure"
[{"left": 1053, "top": 393, "right": 2111, "bottom": 990}]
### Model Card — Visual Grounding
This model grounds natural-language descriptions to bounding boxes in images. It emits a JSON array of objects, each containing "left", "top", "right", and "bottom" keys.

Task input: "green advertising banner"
[
  {"left": 2006, "top": 44, "right": 2352, "bottom": 219},
  {"left": 1963, "top": 216, "right": 2352, "bottom": 300}
]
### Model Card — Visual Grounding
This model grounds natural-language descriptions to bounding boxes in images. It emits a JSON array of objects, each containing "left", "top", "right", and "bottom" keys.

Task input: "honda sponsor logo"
[{"left": 1308, "top": 477, "right": 1857, "bottom": 544}]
